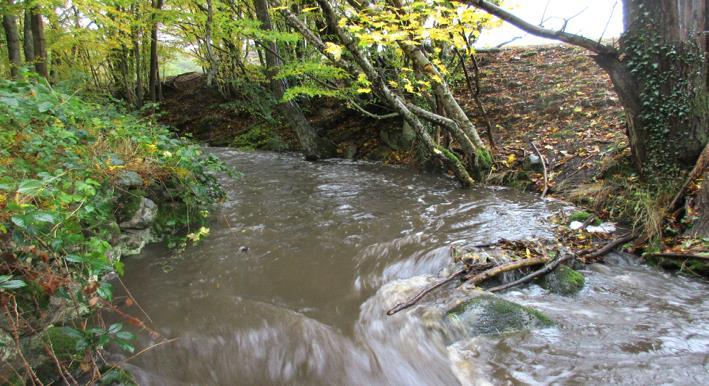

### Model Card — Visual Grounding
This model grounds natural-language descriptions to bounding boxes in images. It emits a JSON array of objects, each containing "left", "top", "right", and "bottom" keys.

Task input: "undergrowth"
[{"left": 0, "top": 77, "right": 226, "bottom": 384}]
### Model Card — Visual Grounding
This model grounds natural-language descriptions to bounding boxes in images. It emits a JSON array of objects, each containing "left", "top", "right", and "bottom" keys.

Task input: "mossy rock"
[
  {"left": 446, "top": 294, "right": 554, "bottom": 336},
  {"left": 568, "top": 210, "right": 592, "bottom": 222},
  {"left": 538, "top": 265, "right": 585, "bottom": 295}
]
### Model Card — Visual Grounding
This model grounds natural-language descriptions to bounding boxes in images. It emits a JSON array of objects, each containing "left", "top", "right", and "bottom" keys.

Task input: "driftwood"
[
  {"left": 488, "top": 253, "right": 573, "bottom": 293},
  {"left": 464, "top": 255, "right": 550, "bottom": 283},
  {"left": 386, "top": 268, "right": 467, "bottom": 316}
]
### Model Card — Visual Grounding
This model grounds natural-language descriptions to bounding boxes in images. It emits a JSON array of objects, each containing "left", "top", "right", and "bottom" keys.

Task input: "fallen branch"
[
  {"left": 580, "top": 232, "right": 637, "bottom": 260},
  {"left": 644, "top": 252, "right": 709, "bottom": 261},
  {"left": 488, "top": 253, "right": 573, "bottom": 292},
  {"left": 530, "top": 141, "right": 549, "bottom": 198},
  {"left": 580, "top": 214, "right": 596, "bottom": 229},
  {"left": 668, "top": 143, "right": 709, "bottom": 214},
  {"left": 386, "top": 268, "right": 467, "bottom": 315},
  {"left": 464, "top": 255, "right": 550, "bottom": 283}
]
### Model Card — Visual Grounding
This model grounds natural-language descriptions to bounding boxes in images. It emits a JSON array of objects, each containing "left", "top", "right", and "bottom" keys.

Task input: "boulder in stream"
[
  {"left": 446, "top": 294, "right": 554, "bottom": 336},
  {"left": 538, "top": 265, "right": 585, "bottom": 295}
]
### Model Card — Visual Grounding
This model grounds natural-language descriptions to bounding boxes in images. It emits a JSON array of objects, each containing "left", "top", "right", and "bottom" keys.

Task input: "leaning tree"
[{"left": 462, "top": 0, "right": 707, "bottom": 180}]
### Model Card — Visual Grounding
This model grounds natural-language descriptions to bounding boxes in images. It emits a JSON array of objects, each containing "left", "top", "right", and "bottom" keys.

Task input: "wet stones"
[
  {"left": 119, "top": 197, "right": 158, "bottom": 230},
  {"left": 538, "top": 265, "right": 585, "bottom": 296},
  {"left": 446, "top": 294, "right": 554, "bottom": 336}
]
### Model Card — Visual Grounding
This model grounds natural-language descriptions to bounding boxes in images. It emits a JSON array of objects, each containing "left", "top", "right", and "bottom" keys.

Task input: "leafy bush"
[{"left": 0, "top": 77, "right": 226, "bottom": 382}]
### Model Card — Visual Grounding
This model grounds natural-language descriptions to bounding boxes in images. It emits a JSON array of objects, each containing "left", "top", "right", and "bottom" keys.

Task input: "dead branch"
[
  {"left": 488, "top": 253, "right": 573, "bottom": 293},
  {"left": 580, "top": 232, "right": 637, "bottom": 260},
  {"left": 464, "top": 255, "right": 550, "bottom": 283},
  {"left": 530, "top": 141, "right": 549, "bottom": 198},
  {"left": 644, "top": 252, "right": 709, "bottom": 261},
  {"left": 668, "top": 143, "right": 709, "bottom": 214},
  {"left": 461, "top": 0, "right": 617, "bottom": 56},
  {"left": 580, "top": 214, "right": 596, "bottom": 229},
  {"left": 386, "top": 268, "right": 467, "bottom": 315}
]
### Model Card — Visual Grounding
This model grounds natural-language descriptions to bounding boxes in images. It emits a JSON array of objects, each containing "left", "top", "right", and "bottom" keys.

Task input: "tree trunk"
[
  {"left": 22, "top": 7, "right": 33, "bottom": 62},
  {"left": 613, "top": 0, "right": 707, "bottom": 176},
  {"left": 465, "top": 0, "right": 707, "bottom": 179},
  {"left": 253, "top": 0, "right": 330, "bottom": 160},
  {"left": 132, "top": 3, "right": 143, "bottom": 109},
  {"left": 149, "top": 0, "right": 163, "bottom": 101},
  {"left": 2, "top": 0, "right": 21, "bottom": 79},
  {"left": 29, "top": 6, "right": 47, "bottom": 79},
  {"left": 313, "top": 0, "right": 475, "bottom": 185},
  {"left": 204, "top": 0, "right": 219, "bottom": 86}
]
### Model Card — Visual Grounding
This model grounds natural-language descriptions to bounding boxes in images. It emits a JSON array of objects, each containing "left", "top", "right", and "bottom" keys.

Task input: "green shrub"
[{"left": 0, "top": 77, "right": 227, "bottom": 382}]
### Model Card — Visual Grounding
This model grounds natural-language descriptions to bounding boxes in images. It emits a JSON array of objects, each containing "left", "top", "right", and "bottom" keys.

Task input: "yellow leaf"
[
  {"left": 356, "top": 88, "right": 372, "bottom": 94},
  {"left": 506, "top": 153, "right": 516, "bottom": 165},
  {"left": 324, "top": 42, "right": 343, "bottom": 61}
]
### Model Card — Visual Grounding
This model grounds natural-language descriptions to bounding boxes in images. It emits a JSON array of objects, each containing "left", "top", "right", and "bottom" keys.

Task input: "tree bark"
[
  {"left": 29, "top": 6, "right": 47, "bottom": 79},
  {"left": 22, "top": 7, "right": 33, "bottom": 62},
  {"left": 253, "top": 0, "right": 330, "bottom": 160},
  {"left": 149, "top": 0, "right": 163, "bottom": 101},
  {"left": 2, "top": 0, "right": 21, "bottom": 79}
]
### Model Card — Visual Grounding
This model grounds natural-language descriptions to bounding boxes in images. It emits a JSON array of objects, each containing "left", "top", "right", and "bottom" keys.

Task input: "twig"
[
  {"left": 530, "top": 141, "right": 549, "bottom": 198},
  {"left": 103, "top": 337, "right": 179, "bottom": 375},
  {"left": 598, "top": 1, "right": 618, "bottom": 44},
  {"left": 489, "top": 253, "right": 573, "bottom": 292},
  {"left": 386, "top": 268, "right": 467, "bottom": 315},
  {"left": 116, "top": 276, "right": 153, "bottom": 323},
  {"left": 644, "top": 252, "right": 709, "bottom": 261}
]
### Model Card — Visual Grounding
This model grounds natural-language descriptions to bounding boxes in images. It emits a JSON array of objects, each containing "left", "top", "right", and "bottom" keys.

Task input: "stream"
[{"left": 112, "top": 149, "right": 709, "bottom": 385}]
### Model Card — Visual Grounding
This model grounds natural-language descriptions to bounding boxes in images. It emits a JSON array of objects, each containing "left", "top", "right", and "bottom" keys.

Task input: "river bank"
[{"left": 0, "top": 79, "right": 226, "bottom": 384}]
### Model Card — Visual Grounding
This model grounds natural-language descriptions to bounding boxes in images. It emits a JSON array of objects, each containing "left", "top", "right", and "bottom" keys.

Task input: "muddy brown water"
[{"left": 112, "top": 149, "right": 708, "bottom": 385}]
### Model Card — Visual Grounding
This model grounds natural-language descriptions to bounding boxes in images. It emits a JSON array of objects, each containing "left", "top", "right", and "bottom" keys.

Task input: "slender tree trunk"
[
  {"left": 204, "top": 0, "right": 218, "bottom": 86},
  {"left": 149, "top": 0, "right": 163, "bottom": 101},
  {"left": 2, "top": 0, "right": 21, "bottom": 79},
  {"left": 22, "top": 7, "right": 33, "bottom": 62},
  {"left": 313, "top": 0, "right": 474, "bottom": 185},
  {"left": 29, "top": 6, "right": 47, "bottom": 79},
  {"left": 253, "top": 0, "right": 330, "bottom": 160},
  {"left": 131, "top": 4, "right": 143, "bottom": 109}
]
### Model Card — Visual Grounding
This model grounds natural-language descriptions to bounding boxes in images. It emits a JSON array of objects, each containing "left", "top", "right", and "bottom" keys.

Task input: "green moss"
[
  {"left": 232, "top": 125, "right": 289, "bottom": 151},
  {"left": 475, "top": 147, "right": 493, "bottom": 171},
  {"left": 539, "top": 265, "right": 585, "bottom": 295},
  {"left": 44, "top": 327, "right": 80, "bottom": 360},
  {"left": 447, "top": 294, "right": 554, "bottom": 335},
  {"left": 569, "top": 211, "right": 592, "bottom": 222}
]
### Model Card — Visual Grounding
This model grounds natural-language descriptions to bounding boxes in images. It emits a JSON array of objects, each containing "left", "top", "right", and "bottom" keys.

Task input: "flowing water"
[{"left": 113, "top": 149, "right": 709, "bottom": 385}]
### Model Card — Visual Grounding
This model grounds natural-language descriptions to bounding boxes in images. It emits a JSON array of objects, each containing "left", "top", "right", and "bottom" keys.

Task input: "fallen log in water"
[{"left": 386, "top": 233, "right": 640, "bottom": 316}]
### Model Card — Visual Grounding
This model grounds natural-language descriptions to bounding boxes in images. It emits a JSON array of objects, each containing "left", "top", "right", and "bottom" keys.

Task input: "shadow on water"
[{"left": 111, "top": 149, "right": 709, "bottom": 385}]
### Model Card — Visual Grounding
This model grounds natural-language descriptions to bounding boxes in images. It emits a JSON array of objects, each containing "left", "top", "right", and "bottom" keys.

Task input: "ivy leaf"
[
  {"left": 0, "top": 275, "right": 27, "bottom": 289},
  {"left": 17, "top": 179, "right": 45, "bottom": 196}
]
